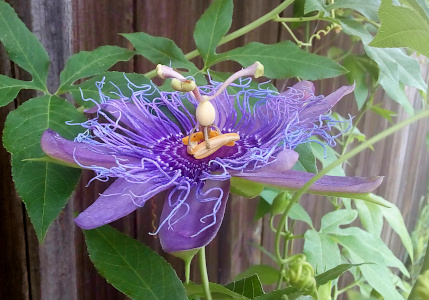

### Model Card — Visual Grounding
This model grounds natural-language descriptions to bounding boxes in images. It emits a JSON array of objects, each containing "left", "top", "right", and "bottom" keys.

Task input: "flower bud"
[{"left": 271, "top": 191, "right": 291, "bottom": 215}]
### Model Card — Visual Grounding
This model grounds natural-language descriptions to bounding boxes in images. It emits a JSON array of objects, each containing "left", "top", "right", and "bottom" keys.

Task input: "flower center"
[{"left": 156, "top": 62, "right": 264, "bottom": 160}]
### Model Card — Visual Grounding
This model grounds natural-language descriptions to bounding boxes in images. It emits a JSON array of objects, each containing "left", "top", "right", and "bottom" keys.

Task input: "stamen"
[{"left": 202, "top": 61, "right": 264, "bottom": 102}]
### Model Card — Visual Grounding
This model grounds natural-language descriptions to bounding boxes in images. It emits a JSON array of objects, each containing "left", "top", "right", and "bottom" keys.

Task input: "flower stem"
[
  {"left": 199, "top": 247, "right": 212, "bottom": 300},
  {"left": 144, "top": 0, "right": 294, "bottom": 78},
  {"left": 275, "top": 108, "right": 429, "bottom": 263}
]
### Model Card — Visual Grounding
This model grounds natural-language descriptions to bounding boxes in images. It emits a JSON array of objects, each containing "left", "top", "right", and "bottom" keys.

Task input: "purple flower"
[{"left": 41, "top": 63, "right": 382, "bottom": 253}]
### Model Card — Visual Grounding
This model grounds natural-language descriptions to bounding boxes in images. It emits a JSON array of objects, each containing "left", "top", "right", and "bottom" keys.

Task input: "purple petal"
[
  {"left": 254, "top": 149, "right": 299, "bottom": 173},
  {"left": 159, "top": 180, "right": 230, "bottom": 253},
  {"left": 283, "top": 80, "right": 315, "bottom": 100},
  {"left": 300, "top": 84, "right": 355, "bottom": 121},
  {"left": 232, "top": 170, "right": 383, "bottom": 194},
  {"left": 75, "top": 178, "right": 172, "bottom": 229},
  {"left": 41, "top": 129, "right": 140, "bottom": 168}
]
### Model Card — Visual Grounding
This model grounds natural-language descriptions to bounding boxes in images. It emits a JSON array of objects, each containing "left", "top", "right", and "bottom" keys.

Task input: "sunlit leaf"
[
  {"left": 225, "top": 275, "right": 264, "bottom": 298},
  {"left": 234, "top": 265, "right": 280, "bottom": 285},
  {"left": 3, "top": 95, "right": 85, "bottom": 241},
  {"left": 84, "top": 225, "right": 187, "bottom": 300},
  {"left": 122, "top": 32, "right": 204, "bottom": 84},
  {"left": 0, "top": 75, "right": 35, "bottom": 107},
  {"left": 304, "top": 230, "right": 342, "bottom": 274},
  {"left": 213, "top": 41, "right": 347, "bottom": 80},
  {"left": 370, "top": 0, "right": 429, "bottom": 56},
  {"left": 0, "top": 1, "right": 50, "bottom": 91},
  {"left": 58, "top": 46, "right": 135, "bottom": 93},
  {"left": 194, "top": 0, "right": 233, "bottom": 66}
]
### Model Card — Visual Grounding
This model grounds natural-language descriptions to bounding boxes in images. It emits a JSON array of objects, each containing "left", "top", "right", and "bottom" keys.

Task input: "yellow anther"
[
  {"left": 170, "top": 78, "right": 197, "bottom": 92},
  {"left": 156, "top": 64, "right": 165, "bottom": 79},
  {"left": 190, "top": 133, "right": 240, "bottom": 159},
  {"left": 253, "top": 61, "right": 264, "bottom": 78}
]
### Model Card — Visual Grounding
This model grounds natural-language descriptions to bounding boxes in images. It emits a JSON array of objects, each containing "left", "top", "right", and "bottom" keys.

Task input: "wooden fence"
[{"left": 1, "top": 0, "right": 428, "bottom": 299}]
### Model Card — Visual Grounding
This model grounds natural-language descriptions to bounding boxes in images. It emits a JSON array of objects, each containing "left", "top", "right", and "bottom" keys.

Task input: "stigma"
[{"left": 157, "top": 62, "right": 264, "bottom": 159}]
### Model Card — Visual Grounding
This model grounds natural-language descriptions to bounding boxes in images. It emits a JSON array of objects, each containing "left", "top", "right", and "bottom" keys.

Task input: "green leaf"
[
  {"left": 84, "top": 225, "right": 187, "bottom": 300},
  {"left": 341, "top": 20, "right": 427, "bottom": 92},
  {"left": 213, "top": 41, "right": 347, "bottom": 80},
  {"left": 304, "top": 0, "right": 327, "bottom": 14},
  {"left": 58, "top": 46, "right": 135, "bottom": 93},
  {"left": 311, "top": 142, "right": 345, "bottom": 176},
  {"left": 315, "top": 263, "right": 363, "bottom": 286},
  {"left": 254, "top": 288, "right": 308, "bottom": 300},
  {"left": 303, "top": 230, "right": 342, "bottom": 274},
  {"left": 3, "top": 95, "right": 85, "bottom": 241},
  {"left": 0, "top": 75, "right": 36, "bottom": 107},
  {"left": 230, "top": 177, "right": 264, "bottom": 198},
  {"left": 379, "top": 74, "right": 414, "bottom": 115},
  {"left": 343, "top": 55, "right": 377, "bottom": 109},
  {"left": 331, "top": 227, "right": 409, "bottom": 276},
  {"left": 369, "top": 0, "right": 429, "bottom": 56},
  {"left": 354, "top": 199, "right": 383, "bottom": 237},
  {"left": 293, "top": 143, "right": 317, "bottom": 173},
  {"left": 254, "top": 197, "right": 272, "bottom": 220},
  {"left": 233, "top": 265, "right": 280, "bottom": 285},
  {"left": 194, "top": 0, "right": 233, "bottom": 67},
  {"left": 67, "top": 72, "right": 157, "bottom": 107},
  {"left": 122, "top": 32, "right": 204, "bottom": 84},
  {"left": 370, "top": 194, "right": 414, "bottom": 262},
  {"left": 349, "top": 254, "right": 404, "bottom": 300},
  {"left": 0, "top": 1, "right": 50, "bottom": 91},
  {"left": 185, "top": 282, "right": 248, "bottom": 299},
  {"left": 320, "top": 209, "right": 357, "bottom": 233},
  {"left": 289, "top": 203, "right": 314, "bottom": 228},
  {"left": 326, "top": 0, "right": 380, "bottom": 20},
  {"left": 370, "top": 105, "right": 396, "bottom": 123},
  {"left": 225, "top": 275, "right": 264, "bottom": 298}
]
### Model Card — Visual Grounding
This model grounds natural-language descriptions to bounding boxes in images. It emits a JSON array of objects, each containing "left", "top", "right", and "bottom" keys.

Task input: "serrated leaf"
[
  {"left": 225, "top": 275, "right": 264, "bottom": 298},
  {"left": 304, "top": 0, "right": 328, "bottom": 14},
  {"left": 289, "top": 203, "right": 314, "bottom": 228},
  {"left": 194, "top": 0, "right": 233, "bottom": 66},
  {"left": 0, "top": 1, "right": 50, "bottom": 91},
  {"left": 340, "top": 20, "right": 427, "bottom": 92},
  {"left": 325, "top": 0, "right": 380, "bottom": 21},
  {"left": 304, "top": 230, "right": 342, "bottom": 274},
  {"left": 348, "top": 253, "right": 404, "bottom": 300},
  {"left": 233, "top": 265, "right": 280, "bottom": 285},
  {"left": 370, "top": 194, "right": 414, "bottom": 261},
  {"left": 84, "top": 225, "right": 187, "bottom": 300},
  {"left": 370, "top": 105, "right": 396, "bottom": 123},
  {"left": 3, "top": 95, "right": 85, "bottom": 241},
  {"left": 0, "top": 75, "right": 35, "bottom": 107},
  {"left": 315, "top": 263, "right": 363, "bottom": 286},
  {"left": 354, "top": 199, "right": 383, "bottom": 237},
  {"left": 370, "top": 0, "right": 429, "bottom": 56},
  {"left": 213, "top": 41, "right": 347, "bottom": 80},
  {"left": 185, "top": 282, "right": 248, "bottom": 299},
  {"left": 68, "top": 72, "right": 157, "bottom": 107},
  {"left": 331, "top": 227, "right": 409, "bottom": 276},
  {"left": 379, "top": 74, "right": 414, "bottom": 115},
  {"left": 320, "top": 209, "right": 357, "bottom": 233},
  {"left": 343, "top": 55, "right": 375, "bottom": 109},
  {"left": 230, "top": 177, "right": 264, "bottom": 198},
  {"left": 57, "top": 46, "right": 135, "bottom": 93},
  {"left": 122, "top": 32, "right": 204, "bottom": 84}
]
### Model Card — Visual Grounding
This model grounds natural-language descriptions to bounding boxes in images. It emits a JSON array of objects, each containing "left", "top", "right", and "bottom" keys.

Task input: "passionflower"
[{"left": 40, "top": 62, "right": 382, "bottom": 253}]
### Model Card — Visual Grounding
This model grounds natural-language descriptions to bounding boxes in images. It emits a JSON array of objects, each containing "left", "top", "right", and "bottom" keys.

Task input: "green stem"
[
  {"left": 144, "top": 0, "right": 294, "bottom": 78},
  {"left": 275, "top": 109, "right": 429, "bottom": 263},
  {"left": 273, "top": 13, "right": 332, "bottom": 23},
  {"left": 199, "top": 247, "right": 212, "bottom": 300}
]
